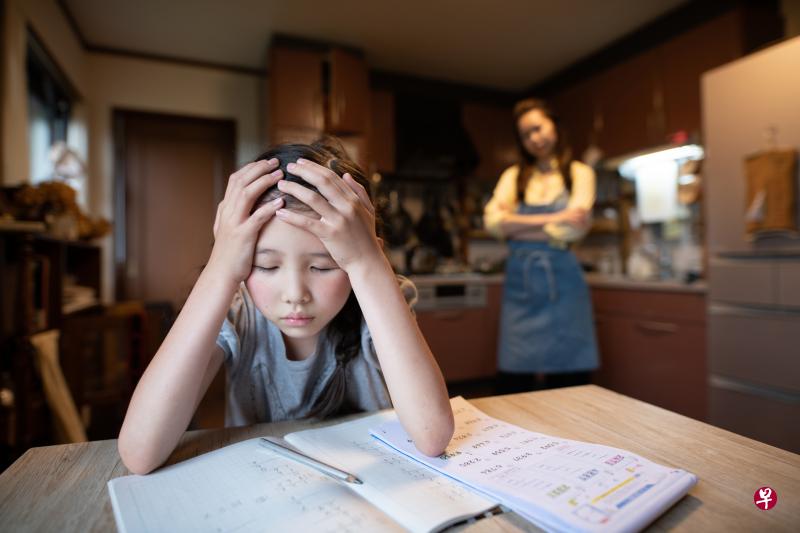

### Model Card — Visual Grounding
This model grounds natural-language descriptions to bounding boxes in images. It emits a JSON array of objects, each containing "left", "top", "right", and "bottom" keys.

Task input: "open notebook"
[
  {"left": 108, "top": 397, "right": 696, "bottom": 533},
  {"left": 107, "top": 409, "right": 497, "bottom": 533}
]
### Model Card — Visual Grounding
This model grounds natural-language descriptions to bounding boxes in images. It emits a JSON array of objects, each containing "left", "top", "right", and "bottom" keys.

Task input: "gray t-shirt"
[{"left": 216, "top": 279, "right": 415, "bottom": 427}]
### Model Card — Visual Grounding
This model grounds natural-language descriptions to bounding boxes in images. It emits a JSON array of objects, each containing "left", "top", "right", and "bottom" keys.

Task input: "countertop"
[
  {"left": 409, "top": 272, "right": 707, "bottom": 293},
  {"left": 0, "top": 386, "right": 797, "bottom": 531}
]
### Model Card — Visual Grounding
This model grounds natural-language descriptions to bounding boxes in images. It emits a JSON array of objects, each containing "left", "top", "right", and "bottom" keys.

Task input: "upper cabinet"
[
  {"left": 269, "top": 47, "right": 324, "bottom": 134},
  {"left": 268, "top": 44, "right": 370, "bottom": 146},
  {"left": 548, "top": 5, "right": 777, "bottom": 159},
  {"left": 328, "top": 49, "right": 370, "bottom": 134}
]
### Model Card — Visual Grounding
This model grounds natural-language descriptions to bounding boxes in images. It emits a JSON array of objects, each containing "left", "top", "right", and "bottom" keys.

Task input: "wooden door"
[{"left": 114, "top": 111, "right": 235, "bottom": 311}]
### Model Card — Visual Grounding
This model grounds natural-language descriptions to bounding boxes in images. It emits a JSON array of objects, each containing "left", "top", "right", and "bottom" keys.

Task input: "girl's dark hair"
[
  {"left": 251, "top": 137, "right": 379, "bottom": 419},
  {"left": 512, "top": 98, "right": 574, "bottom": 201}
]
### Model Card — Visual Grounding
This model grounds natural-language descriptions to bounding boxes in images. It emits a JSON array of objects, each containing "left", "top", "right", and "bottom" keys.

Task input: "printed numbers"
[
  {"left": 464, "top": 418, "right": 481, "bottom": 425},
  {"left": 513, "top": 452, "right": 533, "bottom": 462},
  {"left": 498, "top": 431, "right": 516, "bottom": 438},
  {"left": 481, "top": 424, "right": 500, "bottom": 431},
  {"left": 578, "top": 469, "right": 599, "bottom": 482},
  {"left": 491, "top": 447, "right": 511, "bottom": 456},
  {"left": 459, "top": 458, "right": 482, "bottom": 468},
  {"left": 480, "top": 465, "right": 503, "bottom": 475},
  {"left": 540, "top": 441, "right": 558, "bottom": 450},
  {"left": 605, "top": 454, "right": 624, "bottom": 466},
  {"left": 452, "top": 432, "right": 472, "bottom": 441},
  {"left": 547, "top": 484, "right": 570, "bottom": 498},
  {"left": 471, "top": 440, "right": 491, "bottom": 449}
]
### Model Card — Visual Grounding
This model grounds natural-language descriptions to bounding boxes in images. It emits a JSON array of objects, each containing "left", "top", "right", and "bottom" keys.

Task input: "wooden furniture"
[
  {"left": 591, "top": 286, "right": 707, "bottom": 421},
  {"left": 1, "top": 386, "right": 798, "bottom": 531},
  {"left": 415, "top": 281, "right": 503, "bottom": 383},
  {"left": 268, "top": 42, "right": 370, "bottom": 169},
  {"left": 549, "top": 6, "right": 774, "bottom": 159},
  {"left": 0, "top": 229, "right": 102, "bottom": 464}
]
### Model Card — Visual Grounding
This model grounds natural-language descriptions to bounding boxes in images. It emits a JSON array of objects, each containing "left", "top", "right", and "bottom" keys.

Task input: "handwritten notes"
[
  {"left": 108, "top": 439, "right": 401, "bottom": 533},
  {"left": 371, "top": 397, "right": 697, "bottom": 533}
]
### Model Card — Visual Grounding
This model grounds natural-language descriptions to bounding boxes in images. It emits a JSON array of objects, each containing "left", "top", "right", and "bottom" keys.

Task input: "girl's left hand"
[{"left": 274, "top": 158, "right": 382, "bottom": 272}]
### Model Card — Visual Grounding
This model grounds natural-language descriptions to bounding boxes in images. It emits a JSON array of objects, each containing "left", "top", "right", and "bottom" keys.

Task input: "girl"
[
  {"left": 484, "top": 98, "right": 600, "bottom": 393},
  {"left": 118, "top": 140, "right": 454, "bottom": 475}
]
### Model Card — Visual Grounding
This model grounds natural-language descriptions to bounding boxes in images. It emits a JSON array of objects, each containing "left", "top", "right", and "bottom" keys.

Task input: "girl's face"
[
  {"left": 517, "top": 108, "right": 558, "bottom": 159},
  {"left": 245, "top": 214, "right": 352, "bottom": 359}
]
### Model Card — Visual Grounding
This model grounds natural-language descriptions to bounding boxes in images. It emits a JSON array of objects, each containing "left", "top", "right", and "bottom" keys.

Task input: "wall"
[
  {"left": 784, "top": 0, "right": 800, "bottom": 37},
  {"left": 87, "top": 53, "right": 264, "bottom": 299},
  {"left": 1, "top": 0, "right": 88, "bottom": 185},
  {"left": 1, "top": 0, "right": 265, "bottom": 301}
]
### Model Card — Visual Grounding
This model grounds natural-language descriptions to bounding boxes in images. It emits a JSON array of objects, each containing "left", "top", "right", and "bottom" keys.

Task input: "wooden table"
[{"left": 0, "top": 385, "right": 798, "bottom": 532}]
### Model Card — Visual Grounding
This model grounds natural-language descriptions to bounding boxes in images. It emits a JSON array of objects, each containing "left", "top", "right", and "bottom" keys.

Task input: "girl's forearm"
[
  {"left": 118, "top": 264, "right": 237, "bottom": 474},
  {"left": 347, "top": 254, "right": 454, "bottom": 456}
]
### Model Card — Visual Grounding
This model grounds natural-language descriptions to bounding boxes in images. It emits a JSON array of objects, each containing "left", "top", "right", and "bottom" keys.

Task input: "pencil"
[{"left": 258, "top": 437, "right": 363, "bottom": 485}]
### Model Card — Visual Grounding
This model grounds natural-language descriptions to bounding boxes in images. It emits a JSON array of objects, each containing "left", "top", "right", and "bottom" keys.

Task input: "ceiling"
[{"left": 64, "top": 0, "right": 688, "bottom": 91}]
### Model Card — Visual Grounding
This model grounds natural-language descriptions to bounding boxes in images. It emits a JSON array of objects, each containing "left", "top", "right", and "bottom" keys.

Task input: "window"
[{"left": 26, "top": 31, "right": 73, "bottom": 184}]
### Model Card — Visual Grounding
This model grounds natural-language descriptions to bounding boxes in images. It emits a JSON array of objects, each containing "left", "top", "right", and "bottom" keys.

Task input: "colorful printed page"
[
  {"left": 371, "top": 396, "right": 697, "bottom": 533},
  {"left": 107, "top": 438, "right": 403, "bottom": 533},
  {"left": 285, "top": 410, "right": 498, "bottom": 533}
]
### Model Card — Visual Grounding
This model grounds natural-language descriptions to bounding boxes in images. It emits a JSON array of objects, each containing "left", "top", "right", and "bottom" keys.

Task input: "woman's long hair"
[
  {"left": 512, "top": 98, "right": 574, "bottom": 201},
  {"left": 251, "top": 137, "right": 380, "bottom": 419}
]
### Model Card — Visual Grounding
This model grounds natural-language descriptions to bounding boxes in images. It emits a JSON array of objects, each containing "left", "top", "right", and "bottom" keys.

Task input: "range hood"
[{"left": 388, "top": 93, "right": 479, "bottom": 180}]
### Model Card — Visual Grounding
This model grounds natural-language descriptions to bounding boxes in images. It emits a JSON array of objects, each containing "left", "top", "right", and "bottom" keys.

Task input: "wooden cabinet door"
[
  {"left": 594, "top": 47, "right": 661, "bottom": 157},
  {"left": 593, "top": 313, "right": 707, "bottom": 420},
  {"left": 269, "top": 47, "right": 324, "bottom": 133},
  {"left": 328, "top": 48, "right": 370, "bottom": 134},
  {"left": 660, "top": 9, "right": 743, "bottom": 138}
]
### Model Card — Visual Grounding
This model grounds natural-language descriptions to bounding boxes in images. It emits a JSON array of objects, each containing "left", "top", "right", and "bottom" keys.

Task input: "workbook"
[{"left": 108, "top": 397, "right": 697, "bottom": 533}]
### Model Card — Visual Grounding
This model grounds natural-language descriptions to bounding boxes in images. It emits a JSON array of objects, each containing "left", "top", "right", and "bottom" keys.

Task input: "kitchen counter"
[
  {"left": 408, "top": 272, "right": 707, "bottom": 293},
  {"left": 585, "top": 272, "right": 707, "bottom": 293}
]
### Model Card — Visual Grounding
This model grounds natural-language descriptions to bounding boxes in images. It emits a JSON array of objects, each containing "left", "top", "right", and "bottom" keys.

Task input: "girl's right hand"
[{"left": 207, "top": 159, "right": 284, "bottom": 284}]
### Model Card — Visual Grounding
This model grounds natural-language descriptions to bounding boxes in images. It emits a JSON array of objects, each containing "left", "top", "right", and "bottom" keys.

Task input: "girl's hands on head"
[
  {"left": 208, "top": 159, "right": 284, "bottom": 284},
  {"left": 274, "top": 159, "right": 382, "bottom": 272}
]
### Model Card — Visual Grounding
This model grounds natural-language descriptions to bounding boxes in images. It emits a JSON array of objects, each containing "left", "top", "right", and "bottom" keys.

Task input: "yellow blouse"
[{"left": 483, "top": 160, "right": 596, "bottom": 242}]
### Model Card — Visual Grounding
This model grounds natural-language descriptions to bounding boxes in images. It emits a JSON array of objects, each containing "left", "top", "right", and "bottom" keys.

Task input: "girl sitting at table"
[{"left": 118, "top": 139, "right": 454, "bottom": 475}]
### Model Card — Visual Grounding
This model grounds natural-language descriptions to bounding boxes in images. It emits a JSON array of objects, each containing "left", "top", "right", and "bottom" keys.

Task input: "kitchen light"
[{"left": 616, "top": 144, "right": 704, "bottom": 180}]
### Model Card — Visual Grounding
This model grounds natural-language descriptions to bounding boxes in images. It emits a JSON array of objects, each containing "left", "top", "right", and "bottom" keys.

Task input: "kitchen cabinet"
[
  {"left": 268, "top": 45, "right": 369, "bottom": 144},
  {"left": 328, "top": 48, "right": 370, "bottom": 134},
  {"left": 268, "top": 47, "right": 324, "bottom": 136},
  {"left": 549, "top": 6, "right": 754, "bottom": 159},
  {"left": 591, "top": 287, "right": 707, "bottom": 420},
  {"left": 415, "top": 281, "right": 502, "bottom": 383}
]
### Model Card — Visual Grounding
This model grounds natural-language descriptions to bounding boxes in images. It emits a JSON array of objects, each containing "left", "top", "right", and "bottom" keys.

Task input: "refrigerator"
[{"left": 702, "top": 36, "right": 800, "bottom": 453}]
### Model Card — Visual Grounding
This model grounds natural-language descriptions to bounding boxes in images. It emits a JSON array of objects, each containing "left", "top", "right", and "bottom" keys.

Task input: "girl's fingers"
[
  {"left": 232, "top": 170, "right": 283, "bottom": 217},
  {"left": 245, "top": 197, "right": 283, "bottom": 232},
  {"left": 226, "top": 159, "right": 279, "bottom": 197},
  {"left": 274, "top": 208, "right": 326, "bottom": 235},
  {"left": 286, "top": 160, "right": 355, "bottom": 207},
  {"left": 343, "top": 173, "right": 374, "bottom": 215},
  {"left": 276, "top": 179, "right": 339, "bottom": 219}
]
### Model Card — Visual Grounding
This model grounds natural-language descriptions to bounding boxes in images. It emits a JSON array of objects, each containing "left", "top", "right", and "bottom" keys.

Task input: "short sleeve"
[
  {"left": 544, "top": 161, "right": 596, "bottom": 242},
  {"left": 483, "top": 165, "right": 520, "bottom": 240}
]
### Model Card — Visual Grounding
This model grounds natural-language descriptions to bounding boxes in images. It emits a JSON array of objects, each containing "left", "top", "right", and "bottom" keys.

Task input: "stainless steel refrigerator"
[{"left": 702, "top": 36, "right": 800, "bottom": 453}]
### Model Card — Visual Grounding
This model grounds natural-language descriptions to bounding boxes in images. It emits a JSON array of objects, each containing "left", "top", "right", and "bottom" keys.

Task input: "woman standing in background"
[{"left": 484, "top": 98, "right": 599, "bottom": 393}]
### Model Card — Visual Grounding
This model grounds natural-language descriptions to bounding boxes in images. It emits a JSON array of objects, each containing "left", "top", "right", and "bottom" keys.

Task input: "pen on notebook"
[{"left": 258, "top": 437, "right": 363, "bottom": 485}]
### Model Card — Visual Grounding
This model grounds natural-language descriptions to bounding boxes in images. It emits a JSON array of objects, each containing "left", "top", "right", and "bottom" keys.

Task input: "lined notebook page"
[
  {"left": 286, "top": 411, "right": 498, "bottom": 533},
  {"left": 107, "top": 438, "right": 402, "bottom": 533}
]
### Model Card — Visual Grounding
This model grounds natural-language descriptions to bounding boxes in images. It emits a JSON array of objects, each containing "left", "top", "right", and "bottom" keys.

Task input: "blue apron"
[{"left": 497, "top": 201, "right": 599, "bottom": 374}]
